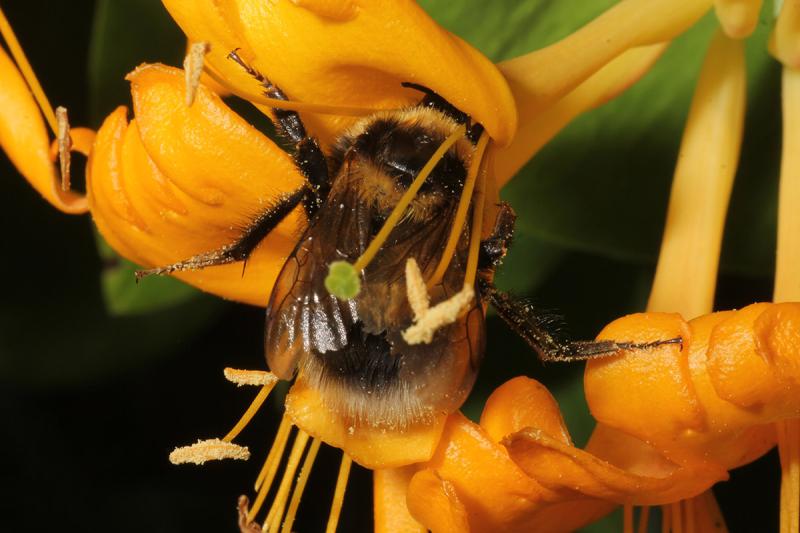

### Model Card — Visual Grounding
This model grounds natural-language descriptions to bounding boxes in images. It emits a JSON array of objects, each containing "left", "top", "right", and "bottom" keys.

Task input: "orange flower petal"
[
  {"left": 406, "top": 470, "right": 470, "bottom": 533},
  {"left": 374, "top": 466, "right": 426, "bottom": 533},
  {"left": 88, "top": 64, "right": 306, "bottom": 304},
  {"left": 284, "top": 377, "right": 447, "bottom": 469},
  {"left": 753, "top": 303, "right": 800, "bottom": 401},
  {"left": 714, "top": 0, "right": 763, "bottom": 38},
  {"left": 408, "top": 412, "right": 556, "bottom": 532},
  {"left": 163, "top": 0, "right": 517, "bottom": 146},
  {"left": 479, "top": 376, "right": 571, "bottom": 446},
  {"left": 503, "top": 426, "right": 727, "bottom": 506},
  {"left": 585, "top": 312, "right": 706, "bottom": 442},
  {"left": 770, "top": 0, "right": 800, "bottom": 68},
  {"left": 494, "top": 42, "right": 667, "bottom": 187},
  {"left": 0, "top": 46, "right": 86, "bottom": 214}
]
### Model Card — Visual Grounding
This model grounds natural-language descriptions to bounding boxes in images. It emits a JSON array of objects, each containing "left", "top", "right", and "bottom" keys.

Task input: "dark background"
[{"left": 0, "top": 1, "right": 782, "bottom": 531}]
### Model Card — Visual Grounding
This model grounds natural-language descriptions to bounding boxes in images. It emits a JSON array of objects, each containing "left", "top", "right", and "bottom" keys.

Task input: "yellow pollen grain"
[
  {"left": 169, "top": 438, "right": 250, "bottom": 465},
  {"left": 402, "top": 257, "right": 475, "bottom": 345},
  {"left": 428, "top": 131, "right": 490, "bottom": 288},
  {"left": 56, "top": 106, "right": 71, "bottom": 192},
  {"left": 264, "top": 430, "right": 310, "bottom": 532},
  {"left": 281, "top": 437, "right": 322, "bottom": 533},
  {"left": 184, "top": 41, "right": 210, "bottom": 107},
  {"left": 352, "top": 124, "right": 467, "bottom": 274},
  {"left": 325, "top": 454, "right": 353, "bottom": 533},
  {"left": 0, "top": 6, "right": 58, "bottom": 134},
  {"left": 224, "top": 367, "right": 279, "bottom": 387}
]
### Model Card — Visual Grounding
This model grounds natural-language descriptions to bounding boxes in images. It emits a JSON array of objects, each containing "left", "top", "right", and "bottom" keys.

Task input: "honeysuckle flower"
[{"left": 3, "top": 0, "right": 790, "bottom": 531}]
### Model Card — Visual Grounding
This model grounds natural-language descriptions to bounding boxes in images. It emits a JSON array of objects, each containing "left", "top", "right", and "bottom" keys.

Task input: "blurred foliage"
[{"left": 0, "top": 0, "right": 781, "bottom": 532}]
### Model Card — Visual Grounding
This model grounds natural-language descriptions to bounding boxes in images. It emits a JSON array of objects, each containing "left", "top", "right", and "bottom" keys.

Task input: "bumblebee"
[{"left": 142, "top": 52, "right": 671, "bottom": 429}]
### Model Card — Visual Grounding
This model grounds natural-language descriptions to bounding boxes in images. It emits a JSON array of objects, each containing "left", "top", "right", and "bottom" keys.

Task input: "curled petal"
[
  {"left": 163, "top": 0, "right": 517, "bottom": 146},
  {"left": 88, "top": 64, "right": 306, "bottom": 304},
  {"left": 494, "top": 43, "right": 667, "bottom": 187},
  {"left": 714, "top": 0, "right": 763, "bottom": 38},
  {"left": 770, "top": 0, "right": 800, "bottom": 68},
  {"left": 647, "top": 31, "right": 745, "bottom": 318},
  {"left": 0, "top": 46, "right": 86, "bottom": 213},
  {"left": 586, "top": 312, "right": 705, "bottom": 441},
  {"left": 503, "top": 426, "right": 727, "bottom": 506},
  {"left": 406, "top": 471, "right": 470, "bottom": 533},
  {"left": 284, "top": 378, "right": 447, "bottom": 469},
  {"left": 479, "top": 376, "right": 571, "bottom": 446},
  {"left": 498, "top": 0, "right": 712, "bottom": 118}
]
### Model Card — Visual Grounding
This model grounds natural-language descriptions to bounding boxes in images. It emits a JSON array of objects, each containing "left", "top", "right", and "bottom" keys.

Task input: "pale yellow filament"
[
  {"left": 352, "top": 125, "right": 466, "bottom": 273},
  {"left": 463, "top": 155, "right": 488, "bottom": 289},
  {"left": 222, "top": 381, "right": 278, "bottom": 443},
  {"left": 281, "top": 437, "right": 322, "bottom": 533},
  {"left": 624, "top": 504, "right": 634, "bottom": 533},
  {"left": 265, "top": 430, "right": 310, "bottom": 532},
  {"left": 0, "top": 6, "right": 58, "bottom": 134},
  {"left": 647, "top": 30, "right": 745, "bottom": 318},
  {"left": 202, "top": 67, "right": 385, "bottom": 116},
  {"left": 256, "top": 415, "right": 293, "bottom": 491},
  {"left": 671, "top": 501, "right": 683, "bottom": 533},
  {"left": 249, "top": 422, "right": 295, "bottom": 521},
  {"left": 774, "top": 66, "right": 800, "bottom": 533},
  {"left": 662, "top": 504, "right": 671, "bottom": 533},
  {"left": 428, "top": 132, "right": 490, "bottom": 287},
  {"left": 325, "top": 454, "right": 353, "bottom": 533},
  {"left": 638, "top": 506, "right": 651, "bottom": 533}
]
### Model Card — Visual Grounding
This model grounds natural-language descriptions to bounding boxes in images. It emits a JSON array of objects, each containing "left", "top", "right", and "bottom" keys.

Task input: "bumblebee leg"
[
  {"left": 478, "top": 201, "right": 516, "bottom": 271},
  {"left": 401, "top": 82, "right": 483, "bottom": 142},
  {"left": 228, "top": 50, "right": 329, "bottom": 215},
  {"left": 135, "top": 187, "right": 305, "bottom": 280},
  {"left": 479, "top": 281, "right": 682, "bottom": 363}
]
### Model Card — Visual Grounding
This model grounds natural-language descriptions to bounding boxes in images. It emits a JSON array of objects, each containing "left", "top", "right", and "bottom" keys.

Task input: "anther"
[
  {"left": 224, "top": 368, "right": 278, "bottom": 387},
  {"left": 169, "top": 438, "right": 250, "bottom": 465},
  {"left": 56, "top": 106, "right": 71, "bottom": 192},
  {"left": 402, "top": 258, "right": 474, "bottom": 345},
  {"left": 184, "top": 41, "right": 210, "bottom": 107}
]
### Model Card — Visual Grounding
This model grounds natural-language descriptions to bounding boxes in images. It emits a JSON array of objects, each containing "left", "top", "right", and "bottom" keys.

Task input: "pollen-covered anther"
[
  {"left": 56, "top": 106, "right": 71, "bottom": 192},
  {"left": 403, "top": 258, "right": 474, "bottom": 345},
  {"left": 223, "top": 367, "right": 278, "bottom": 387},
  {"left": 183, "top": 41, "right": 210, "bottom": 107},
  {"left": 169, "top": 438, "right": 250, "bottom": 465}
]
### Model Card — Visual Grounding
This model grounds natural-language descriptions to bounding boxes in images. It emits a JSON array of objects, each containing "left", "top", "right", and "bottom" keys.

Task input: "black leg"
[
  {"left": 480, "top": 281, "right": 682, "bottom": 362},
  {"left": 401, "top": 82, "right": 483, "bottom": 142},
  {"left": 479, "top": 201, "right": 516, "bottom": 272},
  {"left": 135, "top": 188, "right": 305, "bottom": 280},
  {"left": 228, "top": 50, "right": 330, "bottom": 215}
]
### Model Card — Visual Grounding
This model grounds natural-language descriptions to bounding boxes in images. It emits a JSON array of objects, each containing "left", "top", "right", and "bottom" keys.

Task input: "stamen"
[
  {"left": 0, "top": 6, "right": 58, "bottom": 134},
  {"left": 224, "top": 368, "right": 279, "bottom": 388},
  {"left": 169, "top": 438, "right": 250, "bottom": 465},
  {"left": 778, "top": 420, "right": 800, "bottom": 533},
  {"left": 56, "top": 106, "right": 71, "bottom": 192},
  {"left": 661, "top": 503, "right": 671, "bottom": 533},
  {"left": 248, "top": 418, "right": 294, "bottom": 521},
  {"left": 223, "top": 380, "right": 279, "bottom": 443},
  {"left": 428, "top": 131, "right": 490, "bottom": 288},
  {"left": 624, "top": 504, "right": 634, "bottom": 533},
  {"left": 184, "top": 41, "right": 210, "bottom": 107},
  {"left": 402, "top": 258, "right": 474, "bottom": 345},
  {"left": 463, "top": 152, "right": 489, "bottom": 288},
  {"left": 352, "top": 124, "right": 466, "bottom": 274},
  {"left": 671, "top": 501, "right": 683, "bottom": 533},
  {"left": 281, "top": 437, "right": 322, "bottom": 533},
  {"left": 325, "top": 454, "right": 353, "bottom": 533},
  {"left": 638, "top": 506, "right": 651, "bottom": 533},
  {"left": 685, "top": 496, "right": 695, "bottom": 533},
  {"left": 256, "top": 415, "right": 293, "bottom": 491},
  {"left": 264, "top": 430, "right": 310, "bottom": 532},
  {"left": 205, "top": 60, "right": 382, "bottom": 117}
]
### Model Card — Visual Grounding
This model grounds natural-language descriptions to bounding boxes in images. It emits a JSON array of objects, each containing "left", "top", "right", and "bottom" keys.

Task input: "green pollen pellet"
[{"left": 325, "top": 261, "right": 361, "bottom": 300}]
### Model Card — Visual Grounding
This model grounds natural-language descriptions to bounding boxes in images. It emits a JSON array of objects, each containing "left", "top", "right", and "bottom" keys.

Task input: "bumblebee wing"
[{"left": 264, "top": 184, "right": 369, "bottom": 379}]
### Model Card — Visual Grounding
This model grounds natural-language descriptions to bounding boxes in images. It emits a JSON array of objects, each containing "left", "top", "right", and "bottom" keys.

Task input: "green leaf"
[{"left": 424, "top": 2, "right": 781, "bottom": 279}]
